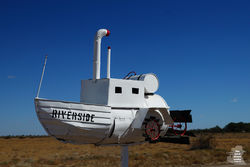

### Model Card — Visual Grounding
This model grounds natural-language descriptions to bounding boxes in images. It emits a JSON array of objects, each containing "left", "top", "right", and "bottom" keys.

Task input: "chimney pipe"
[
  {"left": 93, "top": 29, "right": 110, "bottom": 81},
  {"left": 107, "top": 46, "right": 111, "bottom": 78}
]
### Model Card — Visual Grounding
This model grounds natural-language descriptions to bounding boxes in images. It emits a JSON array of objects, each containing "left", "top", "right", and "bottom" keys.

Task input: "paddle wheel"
[
  {"left": 167, "top": 110, "right": 192, "bottom": 136},
  {"left": 144, "top": 116, "right": 161, "bottom": 141},
  {"left": 170, "top": 120, "right": 187, "bottom": 136}
]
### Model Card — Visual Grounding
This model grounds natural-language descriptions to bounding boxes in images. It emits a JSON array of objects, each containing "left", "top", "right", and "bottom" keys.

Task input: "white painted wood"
[
  {"left": 145, "top": 94, "right": 169, "bottom": 109},
  {"left": 80, "top": 78, "right": 146, "bottom": 108},
  {"left": 108, "top": 79, "right": 145, "bottom": 108},
  {"left": 35, "top": 98, "right": 149, "bottom": 145}
]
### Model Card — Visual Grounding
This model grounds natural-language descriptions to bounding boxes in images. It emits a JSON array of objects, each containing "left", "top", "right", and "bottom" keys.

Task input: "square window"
[
  {"left": 132, "top": 88, "right": 139, "bottom": 94},
  {"left": 115, "top": 87, "right": 122, "bottom": 93}
]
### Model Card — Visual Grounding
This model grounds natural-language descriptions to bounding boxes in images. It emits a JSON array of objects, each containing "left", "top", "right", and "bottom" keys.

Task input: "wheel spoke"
[{"left": 145, "top": 119, "right": 160, "bottom": 141}]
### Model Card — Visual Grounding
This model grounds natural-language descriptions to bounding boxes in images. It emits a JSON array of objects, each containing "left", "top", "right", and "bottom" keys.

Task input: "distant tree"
[
  {"left": 223, "top": 122, "right": 250, "bottom": 132},
  {"left": 209, "top": 125, "right": 222, "bottom": 133}
]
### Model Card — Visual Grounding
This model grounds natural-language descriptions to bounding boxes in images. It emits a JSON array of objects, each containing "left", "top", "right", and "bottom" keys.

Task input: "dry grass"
[
  {"left": 0, "top": 133, "right": 249, "bottom": 167},
  {"left": 190, "top": 134, "right": 216, "bottom": 150}
]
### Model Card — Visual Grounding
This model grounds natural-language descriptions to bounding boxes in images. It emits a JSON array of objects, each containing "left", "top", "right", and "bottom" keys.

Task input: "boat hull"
[
  {"left": 34, "top": 97, "right": 151, "bottom": 145},
  {"left": 35, "top": 98, "right": 113, "bottom": 144},
  {"left": 34, "top": 98, "right": 173, "bottom": 145}
]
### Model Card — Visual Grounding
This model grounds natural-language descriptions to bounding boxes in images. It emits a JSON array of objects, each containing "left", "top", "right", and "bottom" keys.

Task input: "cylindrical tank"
[{"left": 129, "top": 73, "right": 159, "bottom": 93}]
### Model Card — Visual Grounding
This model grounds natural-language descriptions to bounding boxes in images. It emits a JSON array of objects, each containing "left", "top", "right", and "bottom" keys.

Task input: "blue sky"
[{"left": 0, "top": 0, "right": 249, "bottom": 135}]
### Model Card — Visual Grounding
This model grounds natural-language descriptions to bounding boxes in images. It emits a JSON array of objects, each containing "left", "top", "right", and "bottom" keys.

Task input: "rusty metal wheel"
[
  {"left": 144, "top": 117, "right": 160, "bottom": 141},
  {"left": 170, "top": 117, "right": 187, "bottom": 136}
]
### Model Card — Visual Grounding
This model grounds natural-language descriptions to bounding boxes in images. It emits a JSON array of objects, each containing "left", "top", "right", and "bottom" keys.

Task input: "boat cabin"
[{"left": 80, "top": 78, "right": 146, "bottom": 108}]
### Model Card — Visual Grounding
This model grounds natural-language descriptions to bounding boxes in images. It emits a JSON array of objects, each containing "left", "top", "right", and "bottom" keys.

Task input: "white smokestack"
[
  {"left": 93, "top": 29, "right": 110, "bottom": 81},
  {"left": 107, "top": 46, "right": 111, "bottom": 79}
]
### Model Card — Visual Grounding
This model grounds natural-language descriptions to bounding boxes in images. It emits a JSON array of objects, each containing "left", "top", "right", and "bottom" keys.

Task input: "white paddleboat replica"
[{"left": 34, "top": 29, "right": 192, "bottom": 146}]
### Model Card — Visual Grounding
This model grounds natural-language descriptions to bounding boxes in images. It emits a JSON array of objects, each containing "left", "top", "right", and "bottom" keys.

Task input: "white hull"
[{"left": 34, "top": 98, "right": 149, "bottom": 145}]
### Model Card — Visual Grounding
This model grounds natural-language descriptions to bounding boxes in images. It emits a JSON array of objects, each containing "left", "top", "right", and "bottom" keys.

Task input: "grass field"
[{"left": 0, "top": 133, "right": 249, "bottom": 167}]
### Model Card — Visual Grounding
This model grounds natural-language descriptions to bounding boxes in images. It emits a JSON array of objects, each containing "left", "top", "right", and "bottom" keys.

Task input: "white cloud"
[
  {"left": 8, "top": 75, "right": 16, "bottom": 79},
  {"left": 232, "top": 97, "right": 238, "bottom": 103}
]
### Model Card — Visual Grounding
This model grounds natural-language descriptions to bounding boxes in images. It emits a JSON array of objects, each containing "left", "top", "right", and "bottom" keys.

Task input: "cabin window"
[
  {"left": 132, "top": 88, "right": 139, "bottom": 94},
  {"left": 115, "top": 87, "right": 122, "bottom": 94}
]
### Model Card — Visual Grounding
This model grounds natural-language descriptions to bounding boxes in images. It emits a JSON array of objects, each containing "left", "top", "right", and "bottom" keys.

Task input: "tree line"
[{"left": 189, "top": 122, "right": 250, "bottom": 133}]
